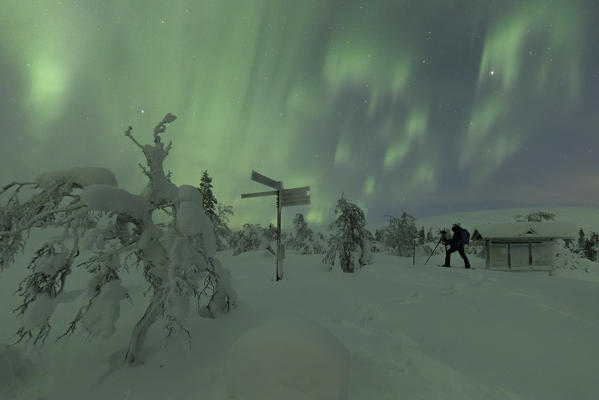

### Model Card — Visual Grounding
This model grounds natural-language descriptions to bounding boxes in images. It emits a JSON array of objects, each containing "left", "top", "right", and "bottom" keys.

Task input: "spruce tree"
[
  {"left": 199, "top": 170, "right": 218, "bottom": 219},
  {"left": 198, "top": 171, "right": 234, "bottom": 251}
]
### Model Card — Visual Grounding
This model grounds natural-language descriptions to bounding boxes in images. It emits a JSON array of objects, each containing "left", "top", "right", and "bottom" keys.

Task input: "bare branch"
[{"left": 124, "top": 126, "right": 144, "bottom": 150}]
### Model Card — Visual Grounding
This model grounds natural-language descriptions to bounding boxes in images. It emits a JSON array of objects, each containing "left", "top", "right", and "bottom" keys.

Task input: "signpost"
[{"left": 241, "top": 171, "right": 311, "bottom": 281}]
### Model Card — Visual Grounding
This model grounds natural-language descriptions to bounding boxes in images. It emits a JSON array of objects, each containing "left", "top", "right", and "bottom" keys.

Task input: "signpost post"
[{"left": 241, "top": 171, "right": 310, "bottom": 281}]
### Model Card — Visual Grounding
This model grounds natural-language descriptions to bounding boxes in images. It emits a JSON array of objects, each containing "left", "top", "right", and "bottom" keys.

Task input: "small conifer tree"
[{"left": 198, "top": 170, "right": 218, "bottom": 219}]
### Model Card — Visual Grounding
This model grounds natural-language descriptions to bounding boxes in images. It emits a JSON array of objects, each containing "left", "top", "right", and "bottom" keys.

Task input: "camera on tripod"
[
  {"left": 424, "top": 228, "right": 450, "bottom": 265},
  {"left": 440, "top": 229, "right": 450, "bottom": 245}
]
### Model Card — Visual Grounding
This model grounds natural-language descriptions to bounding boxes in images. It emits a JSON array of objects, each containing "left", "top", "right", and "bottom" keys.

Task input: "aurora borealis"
[{"left": 1, "top": 0, "right": 598, "bottom": 229}]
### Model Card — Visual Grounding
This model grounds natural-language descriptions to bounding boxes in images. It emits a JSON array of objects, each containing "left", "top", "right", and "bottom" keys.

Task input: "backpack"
[{"left": 460, "top": 228, "right": 470, "bottom": 245}]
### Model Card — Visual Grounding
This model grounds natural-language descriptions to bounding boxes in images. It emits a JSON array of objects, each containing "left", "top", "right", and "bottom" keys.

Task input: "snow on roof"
[
  {"left": 36, "top": 167, "right": 118, "bottom": 189},
  {"left": 472, "top": 221, "right": 578, "bottom": 240}
]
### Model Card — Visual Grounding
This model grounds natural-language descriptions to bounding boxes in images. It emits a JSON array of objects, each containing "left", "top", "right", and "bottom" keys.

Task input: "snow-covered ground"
[{"left": 1, "top": 208, "right": 599, "bottom": 400}]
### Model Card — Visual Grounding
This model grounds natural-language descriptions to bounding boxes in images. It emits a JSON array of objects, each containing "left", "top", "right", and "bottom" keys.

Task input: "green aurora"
[{"left": 1, "top": 0, "right": 598, "bottom": 228}]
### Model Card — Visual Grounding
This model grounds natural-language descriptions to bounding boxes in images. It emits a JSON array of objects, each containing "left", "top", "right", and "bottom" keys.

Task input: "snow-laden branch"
[{"left": 0, "top": 204, "right": 86, "bottom": 237}]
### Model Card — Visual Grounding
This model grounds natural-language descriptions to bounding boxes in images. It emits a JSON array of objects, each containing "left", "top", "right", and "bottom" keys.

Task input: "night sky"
[{"left": 1, "top": 0, "right": 598, "bottom": 229}]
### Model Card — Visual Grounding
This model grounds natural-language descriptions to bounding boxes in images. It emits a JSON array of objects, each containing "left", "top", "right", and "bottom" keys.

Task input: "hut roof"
[{"left": 471, "top": 221, "right": 577, "bottom": 240}]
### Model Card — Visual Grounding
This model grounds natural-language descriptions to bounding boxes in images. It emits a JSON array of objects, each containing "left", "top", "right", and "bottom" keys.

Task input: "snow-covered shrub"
[
  {"left": 219, "top": 317, "right": 350, "bottom": 400},
  {"left": 230, "top": 223, "right": 275, "bottom": 256},
  {"left": 575, "top": 229, "right": 599, "bottom": 261},
  {"left": 323, "top": 196, "right": 372, "bottom": 272},
  {"left": 553, "top": 239, "right": 597, "bottom": 272},
  {"left": 0, "top": 113, "right": 236, "bottom": 365}
]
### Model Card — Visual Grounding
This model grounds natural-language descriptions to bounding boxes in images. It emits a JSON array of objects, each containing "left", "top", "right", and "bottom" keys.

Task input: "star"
[
  {"left": 490, "top": 70, "right": 495, "bottom": 76},
  {"left": 140, "top": 108, "right": 145, "bottom": 115}
]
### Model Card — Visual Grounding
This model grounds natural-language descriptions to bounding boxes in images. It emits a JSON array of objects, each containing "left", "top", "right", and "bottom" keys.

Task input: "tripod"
[{"left": 424, "top": 234, "right": 448, "bottom": 265}]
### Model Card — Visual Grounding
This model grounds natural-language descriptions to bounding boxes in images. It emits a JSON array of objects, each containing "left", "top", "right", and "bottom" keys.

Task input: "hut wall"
[
  {"left": 489, "top": 242, "right": 508, "bottom": 268},
  {"left": 486, "top": 240, "right": 554, "bottom": 269},
  {"left": 510, "top": 243, "right": 530, "bottom": 269},
  {"left": 531, "top": 241, "right": 553, "bottom": 267}
]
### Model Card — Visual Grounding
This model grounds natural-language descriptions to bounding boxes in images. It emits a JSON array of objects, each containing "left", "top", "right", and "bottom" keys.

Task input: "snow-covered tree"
[
  {"left": 323, "top": 196, "right": 372, "bottom": 272},
  {"left": 197, "top": 171, "right": 233, "bottom": 251},
  {"left": 576, "top": 229, "right": 599, "bottom": 261},
  {"left": 0, "top": 113, "right": 236, "bottom": 366},
  {"left": 214, "top": 203, "right": 234, "bottom": 250},
  {"left": 287, "top": 213, "right": 326, "bottom": 254},
  {"left": 379, "top": 212, "right": 418, "bottom": 256}
]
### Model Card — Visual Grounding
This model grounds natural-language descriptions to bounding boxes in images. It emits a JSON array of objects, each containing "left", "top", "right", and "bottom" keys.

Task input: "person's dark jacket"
[{"left": 449, "top": 225, "right": 462, "bottom": 247}]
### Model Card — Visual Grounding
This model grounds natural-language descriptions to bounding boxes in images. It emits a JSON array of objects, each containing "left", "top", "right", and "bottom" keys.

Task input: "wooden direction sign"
[
  {"left": 241, "top": 190, "right": 278, "bottom": 199},
  {"left": 241, "top": 170, "right": 311, "bottom": 281},
  {"left": 281, "top": 197, "right": 310, "bottom": 207},
  {"left": 280, "top": 186, "right": 310, "bottom": 207},
  {"left": 280, "top": 186, "right": 309, "bottom": 199},
  {"left": 251, "top": 170, "right": 282, "bottom": 190}
]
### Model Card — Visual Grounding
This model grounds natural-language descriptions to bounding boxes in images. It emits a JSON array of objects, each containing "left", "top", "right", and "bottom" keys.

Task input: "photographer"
[{"left": 442, "top": 223, "right": 471, "bottom": 269}]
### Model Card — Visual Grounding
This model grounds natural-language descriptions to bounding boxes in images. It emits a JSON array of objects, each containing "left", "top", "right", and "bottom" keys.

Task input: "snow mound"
[
  {"left": 176, "top": 201, "right": 216, "bottom": 256},
  {"left": 553, "top": 239, "right": 599, "bottom": 275},
  {"left": 36, "top": 167, "right": 118, "bottom": 189},
  {"left": 81, "top": 184, "right": 148, "bottom": 221},
  {"left": 0, "top": 344, "right": 35, "bottom": 397},
  {"left": 177, "top": 184, "right": 203, "bottom": 203},
  {"left": 221, "top": 316, "right": 350, "bottom": 400}
]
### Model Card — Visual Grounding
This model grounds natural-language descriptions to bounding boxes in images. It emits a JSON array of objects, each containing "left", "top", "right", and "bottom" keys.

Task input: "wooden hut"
[{"left": 471, "top": 221, "right": 577, "bottom": 270}]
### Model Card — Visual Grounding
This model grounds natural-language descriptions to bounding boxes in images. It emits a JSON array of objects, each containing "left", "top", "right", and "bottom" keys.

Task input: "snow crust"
[
  {"left": 80, "top": 184, "right": 148, "bottom": 221},
  {"left": 35, "top": 167, "right": 117, "bottom": 189},
  {"left": 221, "top": 316, "right": 350, "bottom": 400}
]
